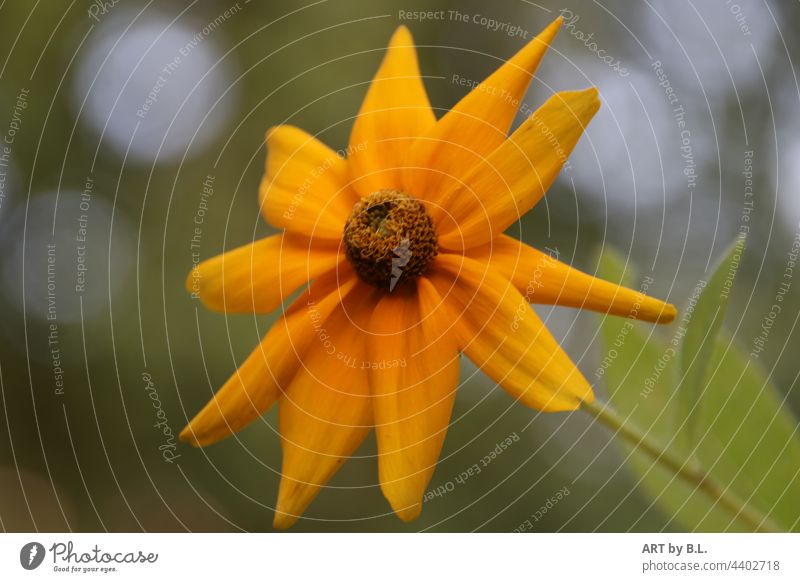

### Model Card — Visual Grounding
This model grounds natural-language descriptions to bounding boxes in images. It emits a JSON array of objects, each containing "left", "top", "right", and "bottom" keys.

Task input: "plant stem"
[{"left": 580, "top": 398, "right": 782, "bottom": 533}]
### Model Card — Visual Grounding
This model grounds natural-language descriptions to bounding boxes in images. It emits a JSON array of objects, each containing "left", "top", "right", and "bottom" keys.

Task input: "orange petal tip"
[
  {"left": 544, "top": 15, "right": 564, "bottom": 36},
  {"left": 390, "top": 24, "right": 413, "bottom": 45},
  {"left": 578, "top": 86, "right": 602, "bottom": 116},
  {"left": 184, "top": 268, "right": 196, "bottom": 295},
  {"left": 659, "top": 303, "right": 678, "bottom": 324},
  {"left": 273, "top": 510, "right": 299, "bottom": 530},
  {"left": 579, "top": 85, "right": 601, "bottom": 104},
  {"left": 393, "top": 502, "right": 422, "bottom": 523},
  {"left": 178, "top": 424, "right": 201, "bottom": 447}
]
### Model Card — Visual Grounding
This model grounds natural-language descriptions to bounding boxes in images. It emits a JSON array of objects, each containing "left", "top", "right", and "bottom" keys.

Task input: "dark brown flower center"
[{"left": 343, "top": 190, "right": 438, "bottom": 290}]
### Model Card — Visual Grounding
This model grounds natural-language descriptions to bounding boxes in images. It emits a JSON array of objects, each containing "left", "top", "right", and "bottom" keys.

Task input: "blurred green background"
[{"left": 0, "top": 0, "right": 798, "bottom": 532}]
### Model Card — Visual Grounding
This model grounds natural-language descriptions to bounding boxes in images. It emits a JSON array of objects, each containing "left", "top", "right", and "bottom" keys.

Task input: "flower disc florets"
[{"left": 343, "top": 190, "right": 438, "bottom": 290}]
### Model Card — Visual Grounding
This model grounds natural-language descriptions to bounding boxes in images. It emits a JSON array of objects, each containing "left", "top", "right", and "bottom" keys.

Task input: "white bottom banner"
[{"left": 1, "top": 533, "right": 797, "bottom": 580}]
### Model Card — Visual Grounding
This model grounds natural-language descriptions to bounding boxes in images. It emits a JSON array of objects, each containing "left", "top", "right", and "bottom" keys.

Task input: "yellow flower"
[{"left": 180, "top": 18, "right": 676, "bottom": 529}]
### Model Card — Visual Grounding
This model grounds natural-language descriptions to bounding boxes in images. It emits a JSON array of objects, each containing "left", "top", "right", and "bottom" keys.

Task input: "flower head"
[{"left": 180, "top": 17, "right": 676, "bottom": 529}]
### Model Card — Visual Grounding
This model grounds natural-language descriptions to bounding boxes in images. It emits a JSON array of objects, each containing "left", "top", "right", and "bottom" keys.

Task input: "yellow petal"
[
  {"left": 260, "top": 125, "right": 359, "bottom": 240},
  {"left": 180, "top": 268, "right": 359, "bottom": 447},
  {"left": 368, "top": 279, "right": 459, "bottom": 522},
  {"left": 187, "top": 232, "right": 343, "bottom": 313},
  {"left": 428, "top": 254, "right": 594, "bottom": 411},
  {"left": 437, "top": 88, "right": 601, "bottom": 251},
  {"left": 273, "top": 284, "right": 381, "bottom": 529},
  {"left": 404, "top": 17, "right": 561, "bottom": 208},
  {"left": 465, "top": 236, "right": 677, "bottom": 323},
  {"left": 348, "top": 26, "right": 436, "bottom": 196}
]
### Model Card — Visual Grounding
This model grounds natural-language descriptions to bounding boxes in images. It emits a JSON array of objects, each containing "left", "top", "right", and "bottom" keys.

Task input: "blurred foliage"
[
  {"left": 678, "top": 237, "right": 744, "bottom": 446},
  {"left": 599, "top": 247, "right": 800, "bottom": 532}
]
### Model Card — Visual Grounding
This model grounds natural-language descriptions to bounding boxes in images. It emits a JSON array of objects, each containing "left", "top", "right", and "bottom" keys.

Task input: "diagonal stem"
[{"left": 580, "top": 398, "right": 782, "bottom": 533}]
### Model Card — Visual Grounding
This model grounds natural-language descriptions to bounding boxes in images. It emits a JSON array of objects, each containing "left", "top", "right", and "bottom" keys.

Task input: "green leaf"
[
  {"left": 596, "top": 247, "right": 800, "bottom": 532},
  {"left": 597, "top": 296, "right": 740, "bottom": 530},
  {"left": 679, "top": 236, "right": 746, "bottom": 447},
  {"left": 693, "top": 331, "right": 800, "bottom": 531}
]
